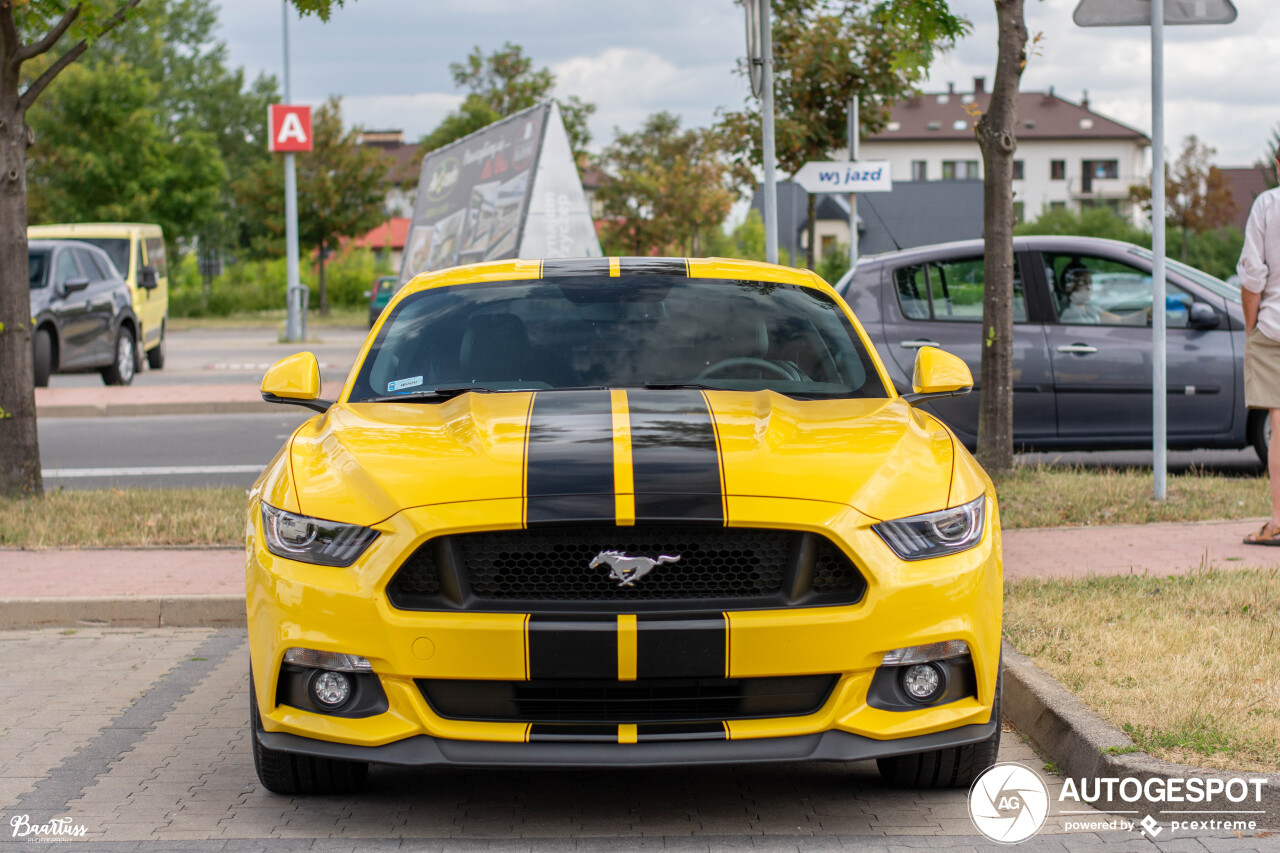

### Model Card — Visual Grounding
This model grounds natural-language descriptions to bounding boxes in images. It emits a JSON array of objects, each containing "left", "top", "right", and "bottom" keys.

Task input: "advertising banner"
[{"left": 400, "top": 102, "right": 600, "bottom": 284}]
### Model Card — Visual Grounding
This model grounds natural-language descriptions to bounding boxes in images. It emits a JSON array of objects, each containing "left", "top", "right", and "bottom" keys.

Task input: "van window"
[
  {"left": 144, "top": 237, "right": 168, "bottom": 278},
  {"left": 893, "top": 258, "right": 1027, "bottom": 322},
  {"left": 29, "top": 251, "right": 49, "bottom": 289}
]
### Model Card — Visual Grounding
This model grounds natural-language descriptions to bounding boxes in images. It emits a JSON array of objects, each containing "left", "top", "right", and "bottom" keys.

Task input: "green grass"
[
  {"left": 995, "top": 464, "right": 1270, "bottom": 528},
  {"left": 1005, "top": 569, "right": 1280, "bottom": 772},
  {"left": 0, "top": 487, "right": 245, "bottom": 548}
]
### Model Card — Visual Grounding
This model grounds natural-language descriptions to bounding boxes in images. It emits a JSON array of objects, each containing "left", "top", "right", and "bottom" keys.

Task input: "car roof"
[{"left": 857, "top": 234, "right": 1150, "bottom": 265}]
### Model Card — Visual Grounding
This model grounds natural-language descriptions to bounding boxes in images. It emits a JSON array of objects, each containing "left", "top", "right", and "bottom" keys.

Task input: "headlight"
[
  {"left": 260, "top": 503, "right": 378, "bottom": 567},
  {"left": 873, "top": 495, "right": 986, "bottom": 561}
]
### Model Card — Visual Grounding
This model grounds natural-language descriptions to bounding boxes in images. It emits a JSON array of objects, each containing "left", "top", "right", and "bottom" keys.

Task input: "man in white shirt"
[{"left": 1239, "top": 152, "right": 1280, "bottom": 545}]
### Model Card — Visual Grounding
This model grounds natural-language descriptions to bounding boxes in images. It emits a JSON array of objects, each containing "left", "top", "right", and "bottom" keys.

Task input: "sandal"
[{"left": 1243, "top": 522, "right": 1280, "bottom": 546}]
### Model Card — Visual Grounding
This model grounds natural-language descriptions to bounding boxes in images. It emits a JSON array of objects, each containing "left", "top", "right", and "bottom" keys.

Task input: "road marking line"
[{"left": 42, "top": 465, "right": 263, "bottom": 478}]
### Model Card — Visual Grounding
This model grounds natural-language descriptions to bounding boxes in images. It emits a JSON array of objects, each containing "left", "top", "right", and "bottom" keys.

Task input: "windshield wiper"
[{"left": 363, "top": 386, "right": 497, "bottom": 403}]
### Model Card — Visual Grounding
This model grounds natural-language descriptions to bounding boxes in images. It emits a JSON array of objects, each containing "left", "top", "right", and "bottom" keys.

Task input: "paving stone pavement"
[{"left": 1, "top": 628, "right": 1275, "bottom": 852}]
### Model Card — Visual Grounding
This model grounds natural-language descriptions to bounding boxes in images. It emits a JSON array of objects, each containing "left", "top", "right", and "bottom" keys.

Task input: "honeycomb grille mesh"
[{"left": 462, "top": 527, "right": 789, "bottom": 600}]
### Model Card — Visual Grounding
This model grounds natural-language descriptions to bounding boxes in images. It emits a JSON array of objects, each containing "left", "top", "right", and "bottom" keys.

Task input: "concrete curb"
[
  {"left": 0, "top": 595, "right": 245, "bottom": 629},
  {"left": 1001, "top": 640, "right": 1278, "bottom": 818},
  {"left": 36, "top": 401, "right": 278, "bottom": 418}
]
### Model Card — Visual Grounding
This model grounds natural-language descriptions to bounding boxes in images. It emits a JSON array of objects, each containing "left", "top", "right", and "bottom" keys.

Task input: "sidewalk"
[
  {"left": 2, "top": 518, "right": 1276, "bottom": 602},
  {"left": 35, "top": 381, "right": 344, "bottom": 418}
]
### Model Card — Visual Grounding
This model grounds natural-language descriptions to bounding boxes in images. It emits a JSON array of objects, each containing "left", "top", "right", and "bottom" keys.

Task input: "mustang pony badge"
[{"left": 590, "top": 551, "right": 680, "bottom": 587}]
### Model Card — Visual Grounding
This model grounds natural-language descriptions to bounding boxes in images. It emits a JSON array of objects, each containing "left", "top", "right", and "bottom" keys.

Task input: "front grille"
[
  {"left": 417, "top": 675, "right": 838, "bottom": 723},
  {"left": 386, "top": 526, "right": 866, "bottom": 611}
]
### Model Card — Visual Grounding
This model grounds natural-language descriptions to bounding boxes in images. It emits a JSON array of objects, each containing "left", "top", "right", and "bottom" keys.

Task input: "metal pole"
[
  {"left": 760, "top": 0, "right": 779, "bottom": 264},
  {"left": 1151, "top": 0, "right": 1167, "bottom": 500},
  {"left": 847, "top": 95, "right": 859, "bottom": 275},
  {"left": 283, "top": 2, "right": 303, "bottom": 343}
]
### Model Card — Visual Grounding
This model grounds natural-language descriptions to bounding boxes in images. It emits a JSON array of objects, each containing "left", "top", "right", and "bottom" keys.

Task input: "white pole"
[
  {"left": 760, "top": 0, "right": 779, "bottom": 264},
  {"left": 1151, "top": 0, "right": 1167, "bottom": 500},
  {"left": 283, "top": 2, "right": 303, "bottom": 343},
  {"left": 848, "top": 95, "right": 859, "bottom": 275}
]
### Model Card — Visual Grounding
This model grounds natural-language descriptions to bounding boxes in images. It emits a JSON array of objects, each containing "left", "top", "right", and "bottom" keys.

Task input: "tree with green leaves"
[
  {"left": 0, "top": 0, "right": 347, "bottom": 499},
  {"left": 717, "top": 0, "right": 968, "bottom": 269},
  {"left": 419, "top": 42, "right": 596, "bottom": 165},
  {"left": 1130, "top": 135, "right": 1237, "bottom": 262},
  {"left": 235, "top": 96, "right": 387, "bottom": 316},
  {"left": 596, "top": 112, "right": 736, "bottom": 257}
]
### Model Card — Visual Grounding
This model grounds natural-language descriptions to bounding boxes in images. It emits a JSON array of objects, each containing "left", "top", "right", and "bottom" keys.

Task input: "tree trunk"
[
  {"left": 318, "top": 243, "right": 329, "bottom": 317},
  {"left": 806, "top": 194, "right": 817, "bottom": 270},
  {"left": 0, "top": 89, "right": 42, "bottom": 497},
  {"left": 973, "top": 0, "right": 1027, "bottom": 476}
]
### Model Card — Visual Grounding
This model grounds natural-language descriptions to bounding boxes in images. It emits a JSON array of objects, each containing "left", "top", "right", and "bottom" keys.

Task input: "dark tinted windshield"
[
  {"left": 351, "top": 276, "right": 886, "bottom": 401},
  {"left": 29, "top": 251, "right": 49, "bottom": 289},
  {"left": 77, "top": 238, "right": 128, "bottom": 278}
]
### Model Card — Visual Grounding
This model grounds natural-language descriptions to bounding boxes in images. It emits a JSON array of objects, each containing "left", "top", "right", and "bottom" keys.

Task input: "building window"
[
  {"left": 911, "top": 160, "right": 928, "bottom": 181},
  {"left": 1049, "top": 201, "right": 1067, "bottom": 212},
  {"left": 1013, "top": 160, "right": 1024, "bottom": 180},
  {"left": 820, "top": 235, "right": 836, "bottom": 257},
  {"left": 1014, "top": 201, "right": 1025, "bottom": 222},
  {"left": 1051, "top": 160, "right": 1066, "bottom": 180},
  {"left": 1080, "top": 159, "right": 1119, "bottom": 193},
  {"left": 942, "top": 160, "right": 979, "bottom": 180}
]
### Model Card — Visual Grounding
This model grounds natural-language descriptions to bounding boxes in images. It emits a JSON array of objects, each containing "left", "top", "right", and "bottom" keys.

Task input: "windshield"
[
  {"left": 77, "top": 238, "right": 129, "bottom": 278},
  {"left": 29, "top": 250, "right": 48, "bottom": 289},
  {"left": 350, "top": 276, "right": 886, "bottom": 402},
  {"left": 1130, "top": 248, "right": 1240, "bottom": 304}
]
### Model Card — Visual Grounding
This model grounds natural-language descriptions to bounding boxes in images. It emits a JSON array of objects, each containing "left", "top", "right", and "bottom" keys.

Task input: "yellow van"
[{"left": 27, "top": 223, "right": 170, "bottom": 368}]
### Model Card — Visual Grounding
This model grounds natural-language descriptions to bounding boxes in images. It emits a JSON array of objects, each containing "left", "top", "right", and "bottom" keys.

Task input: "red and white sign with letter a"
[{"left": 268, "top": 104, "right": 313, "bottom": 152}]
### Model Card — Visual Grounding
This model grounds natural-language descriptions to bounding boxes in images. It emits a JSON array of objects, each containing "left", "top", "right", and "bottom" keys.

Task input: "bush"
[{"left": 169, "top": 249, "right": 392, "bottom": 317}]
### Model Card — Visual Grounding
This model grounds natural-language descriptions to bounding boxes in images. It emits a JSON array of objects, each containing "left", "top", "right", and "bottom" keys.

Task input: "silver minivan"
[{"left": 836, "top": 235, "right": 1261, "bottom": 461}]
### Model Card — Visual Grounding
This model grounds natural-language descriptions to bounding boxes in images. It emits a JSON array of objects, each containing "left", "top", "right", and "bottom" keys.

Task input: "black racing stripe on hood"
[
  {"left": 541, "top": 258, "right": 611, "bottom": 277},
  {"left": 525, "top": 390, "right": 616, "bottom": 527},
  {"left": 617, "top": 258, "right": 689, "bottom": 276},
  {"left": 627, "top": 390, "right": 725, "bottom": 525}
]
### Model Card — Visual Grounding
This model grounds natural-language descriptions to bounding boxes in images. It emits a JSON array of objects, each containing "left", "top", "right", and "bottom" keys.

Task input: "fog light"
[
  {"left": 310, "top": 670, "right": 352, "bottom": 708},
  {"left": 902, "top": 663, "right": 943, "bottom": 702}
]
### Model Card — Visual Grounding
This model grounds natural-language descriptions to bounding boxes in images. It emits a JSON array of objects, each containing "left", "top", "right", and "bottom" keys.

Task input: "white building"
[{"left": 860, "top": 78, "right": 1151, "bottom": 226}]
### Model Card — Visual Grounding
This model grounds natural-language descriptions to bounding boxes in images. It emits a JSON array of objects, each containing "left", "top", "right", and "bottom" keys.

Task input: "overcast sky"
[{"left": 219, "top": 0, "right": 1276, "bottom": 169}]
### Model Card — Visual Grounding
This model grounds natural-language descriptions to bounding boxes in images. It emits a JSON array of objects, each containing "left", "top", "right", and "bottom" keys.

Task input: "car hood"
[{"left": 287, "top": 389, "right": 955, "bottom": 528}]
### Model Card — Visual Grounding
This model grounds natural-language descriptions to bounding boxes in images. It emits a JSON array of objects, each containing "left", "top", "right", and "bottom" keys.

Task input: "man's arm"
[
  {"left": 1243, "top": 287, "right": 1261, "bottom": 333},
  {"left": 1239, "top": 194, "right": 1270, "bottom": 333}
]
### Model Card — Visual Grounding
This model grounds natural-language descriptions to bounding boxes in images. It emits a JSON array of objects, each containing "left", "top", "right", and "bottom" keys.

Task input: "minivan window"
[
  {"left": 1046, "top": 253, "right": 1196, "bottom": 328},
  {"left": 893, "top": 258, "right": 1027, "bottom": 322},
  {"left": 74, "top": 249, "right": 107, "bottom": 281},
  {"left": 29, "top": 251, "right": 48, "bottom": 289},
  {"left": 53, "top": 250, "right": 80, "bottom": 288},
  {"left": 78, "top": 239, "right": 130, "bottom": 280}
]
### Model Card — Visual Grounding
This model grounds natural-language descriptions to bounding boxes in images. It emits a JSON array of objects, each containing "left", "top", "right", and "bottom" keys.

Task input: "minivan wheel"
[
  {"left": 101, "top": 327, "right": 136, "bottom": 386},
  {"left": 33, "top": 328, "right": 52, "bottom": 387},
  {"left": 250, "top": 676, "right": 369, "bottom": 795},
  {"left": 146, "top": 322, "right": 166, "bottom": 369},
  {"left": 1249, "top": 409, "right": 1270, "bottom": 467},
  {"left": 876, "top": 673, "right": 1002, "bottom": 789}
]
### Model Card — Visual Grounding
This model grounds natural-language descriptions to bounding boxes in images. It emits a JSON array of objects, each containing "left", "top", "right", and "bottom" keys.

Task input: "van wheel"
[
  {"left": 1249, "top": 409, "right": 1270, "bottom": 467},
  {"left": 250, "top": 676, "right": 369, "bottom": 795},
  {"left": 876, "top": 674, "right": 1002, "bottom": 789},
  {"left": 146, "top": 322, "right": 166, "bottom": 369},
  {"left": 101, "top": 326, "right": 136, "bottom": 386},
  {"left": 33, "top": 328, "right": 53, "bottom": 387}
]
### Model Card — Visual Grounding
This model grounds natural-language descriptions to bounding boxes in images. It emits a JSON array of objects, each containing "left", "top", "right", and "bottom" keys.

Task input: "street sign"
[
  {"left": 793, "top": 161, "right": 892, "bottom": 194},
  {"left": 268, "top": 104, "right": 313, "bottom": 153},
  {"left": 1074, "top": 0, "right": 1236, "bottom": 26}
]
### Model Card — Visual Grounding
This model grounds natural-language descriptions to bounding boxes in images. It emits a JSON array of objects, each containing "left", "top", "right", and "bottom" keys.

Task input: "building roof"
[
  {"left": 1220, "top": 165, "right": 1272, "bottom": 231},
  {"left": 358, "top": 130, "right": 421, "bottom": 186},
  {"left": 352, "top": 217, "right": 411, "bottom": 251},
  {"left": 867, "top": 79, "right": 1150, "bottom": 144}
]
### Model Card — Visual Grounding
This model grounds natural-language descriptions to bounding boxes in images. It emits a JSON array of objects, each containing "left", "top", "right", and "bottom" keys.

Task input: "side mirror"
[
  {"left": 1188, "top": 303, "right": 1220, "bottom": 331},
  {"left": 140, "top": 266, "right": 159, "bottom": 290},
  {"left": 902, "top": 346, "right": 973, "bottom": 404},
  {"left": 261, "top": 352, "right": 333, "bottom": 413},
  {"left": 62, "top": 276, "right": 90, "bottom": 294}
]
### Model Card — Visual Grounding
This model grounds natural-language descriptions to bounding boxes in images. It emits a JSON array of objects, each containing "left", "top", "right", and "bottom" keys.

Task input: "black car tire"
[
  {"left": 1249, "top": 409, "right": 1270, "bottom": 467},
  {"left": 250, "top": 675, "right": 369, "bottom": 795},
  {"left": 876, "top": 671, "right": 1002, "bottom": 789},
  {"left": 100, "top": 326, "right": 137, "bottom": 386},
  {"left": 146, "top": 321, "right": 166, "bottom": 369},
  {"left": 33, "top": 328, "right": 53, "bottom": 387}
]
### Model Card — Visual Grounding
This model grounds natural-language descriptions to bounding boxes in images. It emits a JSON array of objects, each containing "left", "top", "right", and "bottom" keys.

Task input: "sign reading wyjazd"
[{"left": 400, "top": 101, "right": 601, "bottom": 283}]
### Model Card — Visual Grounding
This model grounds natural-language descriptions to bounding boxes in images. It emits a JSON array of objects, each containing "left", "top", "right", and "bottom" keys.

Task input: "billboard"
[{"left": 400, "top": 101, "right": 601, "bottom": 283}]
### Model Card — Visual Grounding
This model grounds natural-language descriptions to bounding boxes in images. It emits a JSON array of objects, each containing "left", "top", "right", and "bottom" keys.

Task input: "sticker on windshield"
[{"left": 387, "top": 376, "right": 424, "bottom": 393}]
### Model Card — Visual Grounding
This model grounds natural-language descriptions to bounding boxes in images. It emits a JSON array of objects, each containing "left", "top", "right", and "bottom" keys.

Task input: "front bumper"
[{"left": 246, "top": 494, "right": 1002, "bottom": 758}]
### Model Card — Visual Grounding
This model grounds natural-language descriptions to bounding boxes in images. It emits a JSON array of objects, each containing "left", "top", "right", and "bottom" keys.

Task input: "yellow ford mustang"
[{"left": 247, "top": 257, "right": 1001, "bottom": 795}]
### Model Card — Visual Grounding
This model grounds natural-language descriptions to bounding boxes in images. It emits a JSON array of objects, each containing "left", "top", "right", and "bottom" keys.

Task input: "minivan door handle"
[
  {"left": 899, "top": 339, "right": 940, "bottom": 349},
  {"left": 1056, "top": 344, "right": 1099, "bottom": 354}
]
